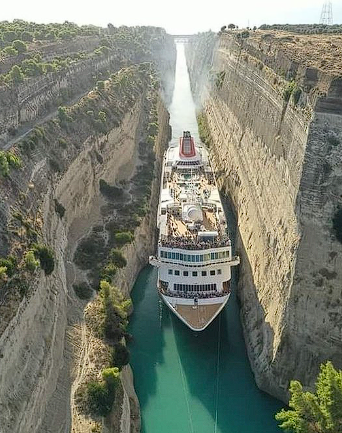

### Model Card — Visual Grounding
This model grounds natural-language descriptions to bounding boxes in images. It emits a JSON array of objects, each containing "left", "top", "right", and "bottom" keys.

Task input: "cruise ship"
[{"left": 149, "top": 131, "right": 240, "bottom": 331}]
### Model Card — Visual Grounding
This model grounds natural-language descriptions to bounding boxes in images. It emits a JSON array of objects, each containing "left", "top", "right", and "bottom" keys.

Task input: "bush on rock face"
[
  {"left": 114, "top": 231, "right": 134, "bottom": 247},
  {"left": 32, "top": 244, "right": 55, "bottom": 275},
  {"left": 87, "top": 368, "right": 119, "bottom": 417}
]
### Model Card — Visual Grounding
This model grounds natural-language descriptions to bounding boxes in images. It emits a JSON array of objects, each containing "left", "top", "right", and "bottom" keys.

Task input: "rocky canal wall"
[{"left": 186, "top": 31, "right": 342, "bottom": 401}]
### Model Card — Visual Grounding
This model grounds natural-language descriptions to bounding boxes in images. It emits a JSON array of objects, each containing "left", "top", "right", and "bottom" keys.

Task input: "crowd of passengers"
[
  {"left": 159, "top": 289, "right": 231, "bottom": 298},
  {"left": 160, "top": 237, "right": 231, "bottom": 250}
]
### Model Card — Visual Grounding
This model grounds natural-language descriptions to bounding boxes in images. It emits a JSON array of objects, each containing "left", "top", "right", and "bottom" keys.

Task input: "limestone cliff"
[
  {"left": 186, "top": 31, "right": 342, "bottom": 401},
  {"left": 0, "top": 27, "right": 175, "bottom": 432}
]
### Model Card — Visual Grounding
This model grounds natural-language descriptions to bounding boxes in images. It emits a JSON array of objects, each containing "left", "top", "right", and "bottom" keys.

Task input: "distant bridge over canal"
[{"left": 172, "top": 34, "right": 195, "bottom": 43}]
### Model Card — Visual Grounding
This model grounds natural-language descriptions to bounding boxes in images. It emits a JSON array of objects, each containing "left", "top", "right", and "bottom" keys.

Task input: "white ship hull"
[
  {"left": 150, "top": 131, "right": 239, "bottom": 331},
  {"left": 161, "top": 292, "right": 230, "bottom": 331}
]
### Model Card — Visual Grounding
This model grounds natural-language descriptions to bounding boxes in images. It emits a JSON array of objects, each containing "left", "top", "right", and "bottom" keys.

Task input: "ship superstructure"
[{"left": 149, "top": 131, "right": 239, "bottom": 331}]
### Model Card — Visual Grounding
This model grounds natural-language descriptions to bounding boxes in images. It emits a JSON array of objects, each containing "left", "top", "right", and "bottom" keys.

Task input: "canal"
[{"left": 128, "top": 43, "right": 283, "bottom": 433}]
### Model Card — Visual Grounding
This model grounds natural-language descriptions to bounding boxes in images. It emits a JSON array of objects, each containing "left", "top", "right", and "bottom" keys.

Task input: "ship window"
[
  {"left": 175, "top": 270, "right": 180, "bottom": 276},
  {"left": 210, "top": 270, "right": 215, "bottom": 276},
  {"left": 183, "top": 271, "right": 188, "bottom": 276},
  {"left": 199, "top": 255, "right": 203, "bottom": 262},
  {"left": 168, "top": 269, "right": 173, "bottom": 275},
  {"left": 196, "top": 255, "right": 200, "bottom": 262},
  {"left": 201, "top": 271, "right": 207, "bottom": 276},
  {"left": 192, "top": 271, "right": 198, "bottom": 277},
  {"left": 180, "top": 253, "right": 183, "bottom": 260},
  {"left": 168, "top": 252, "right": 172, "bottom": 259},
  {"left": 191, "top": 256, "right": 196, "bottom": 262},
  {"left": 217, "top": 269, "right": 222, "bottom": 275},
  {"left": 175, "top": 253, "right": 180, "bottom": 260},
  {"left": 211, "top": 253, "right": 215, "bottom": 260},
  {"left": 187, "top": 255, "right": 191, "bottom": 262},
  {"left": 172, "top": 252, "right": 176, "bottom": 259},
  {"left": 215, "top": 252, "right": 219, "bottom": 259}
]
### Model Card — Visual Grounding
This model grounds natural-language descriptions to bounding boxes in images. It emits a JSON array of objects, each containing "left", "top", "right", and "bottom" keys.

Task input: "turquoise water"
[{"left": 128, "top": 44, "right": 283, "bottom": 433}]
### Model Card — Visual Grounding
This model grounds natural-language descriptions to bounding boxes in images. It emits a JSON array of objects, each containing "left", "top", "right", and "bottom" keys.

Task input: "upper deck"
[{"left": 158, "top": 132, "right": 230, "bottom": 250}]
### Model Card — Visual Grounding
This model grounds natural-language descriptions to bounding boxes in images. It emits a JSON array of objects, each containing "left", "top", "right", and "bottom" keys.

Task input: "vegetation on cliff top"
[
  {"left": 259, "top": 24, "right": 342, "bottom": 35},
  {"left": 276, "top": 361, "right": 342, "bottom": 432}
]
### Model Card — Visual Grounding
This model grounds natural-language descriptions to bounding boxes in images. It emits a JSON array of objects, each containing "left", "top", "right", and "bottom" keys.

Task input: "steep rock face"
[
  {"left": 186, "top": 32, "right": 342, "bottom": 401},
  {"left": 0, "top": 63, "right": 172, "bottom": 432}
]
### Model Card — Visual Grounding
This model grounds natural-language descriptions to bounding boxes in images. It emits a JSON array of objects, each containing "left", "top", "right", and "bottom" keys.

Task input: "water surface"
[{"left": 128, "top": 44, "right": 283, "bottom": 433}]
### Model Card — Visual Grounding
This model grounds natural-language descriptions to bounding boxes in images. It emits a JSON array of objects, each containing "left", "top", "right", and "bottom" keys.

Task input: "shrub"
[
  {"left": 32, "top": 244, "right": 55, "bottom": 275},
  {"left": 8, "top": 65, "right": 24, "bottom": 84},
  {"left": 54, "top": 199, "right": 65, "bottom": 218},
  {"left": 197, "top": 112, "right": 213, "bottom": 147},
  {"left": 87, "top": 368, "right": 119, "bottom": 417},
  {"left": 96, "top": 80, "right": 105, "bottom": 90},
  {"left": 332, "top": 208, "right": 342, "bottom": 243},
  {"left": 3, "top": 46, "right": 17, "bottom": 56},
  {"left": 0, "top": 152, "right": 9, "bottom": 176},
  {"left": 276, "top": 361, "right": 342, "bottom": 432},
  {"left": 12, "top": 40, "right": 27, "bottom": 54},
  {"left": 0, "top": 266, "right": 8, "bottom": 281},
  {"left": 215, "top": 71, "right": 225, "bottom": 90},
  {"left": 99, "top": 179, "right": 124, "bottom": 200},
  {"left": 292, "top": 86, "right": 302, "bottom": 105},
  {"left": 327, "top": 134, "right": 340, "bottom": 147},
  {"left": 87, "top": 382, "right": 112, "bottom": 416},
  {"left": 100, "top": 263, "right": 117, "bottom": 281},
  {"left": 112, "top": 343, "right": 130, "bottom": 369},
  {"left": 24, "top": 250, "right": 40, "bottom": 273},
  {"left": 21, "top": 31, "right": 33, "bottom": 41},
  {"left": 73, "top": 282, "right": 93, "bottom": 300},
  {"left": 0, "top": 255, "right": 17, "bottom": 277},
  {"left": 57, "top": 106, "right": 73, "bottom": 123},
  {"left": 74, "top": 232, "right": 106, "bottom": 270},
  {"left": 110, "top": 249, "right": 127, "bottom": 268},
  {"left": 6, "top": 152, "right": 22, "bottom": 169},
  {"left": 21, "top": 59, "right": 43, "bottom": 77},
  {"left": 114, "top": 231, "right": 134, "bottom": 247}
]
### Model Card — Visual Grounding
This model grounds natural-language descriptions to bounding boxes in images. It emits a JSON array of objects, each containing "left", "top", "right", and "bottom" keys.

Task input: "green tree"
[
  {"left": 0, "top": 266, "right": 8, "bottom": 282},
  {"left": 102, "top": 367, "right": 120, "bottom": 389},
  {"left": 114, "top": 231, "right": 133, "bottom": 247},
  {"left": 24, "top": 250, "right": 40, "bottom": 273},
  {"left": 4, "top": 30, "right": 17, "bottom": 42},
  {"left": 276, "top": 361, "right": 342, "bottom": 432},
  {"left": 110, "top": 249, "right": 127, "bottom": 268},
  {"left": 3, "top": 46, "right": 17, "bottom": 56},
  {"left": 12, "top": 40, "right": 27, "bottom": 54},
  {"left": 32, "top": 244, "right": 55, "bottom": 275},
  {"left": 96, "top": 80, "right": 105, "bottom": 90},
  {"left": 0, "top": 152, "right": 10, "bottom": 176},
  {"left": 112, "top": 343, "right": 130, "bottom": 369},
  {"left": 21, "top": 31, "right": 33, "bottom": 42},
  {"left": 8, "top": 65, "right": 24, "bottom": 84}
]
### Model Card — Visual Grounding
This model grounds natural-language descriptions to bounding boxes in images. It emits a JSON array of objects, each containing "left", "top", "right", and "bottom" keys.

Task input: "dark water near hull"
[{"left": 128, "top": 44, "right": 283, "bottom": 433}]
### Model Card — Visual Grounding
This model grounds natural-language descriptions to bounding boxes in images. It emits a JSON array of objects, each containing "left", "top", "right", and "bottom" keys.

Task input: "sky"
[{"left": 1, "top": 0, "right": 342, "bottom": 34}]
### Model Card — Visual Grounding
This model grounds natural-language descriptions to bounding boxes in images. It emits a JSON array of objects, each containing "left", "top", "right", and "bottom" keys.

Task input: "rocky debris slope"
[{"left": 186, "top": 30, "right": 342, "bottom": 401}]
